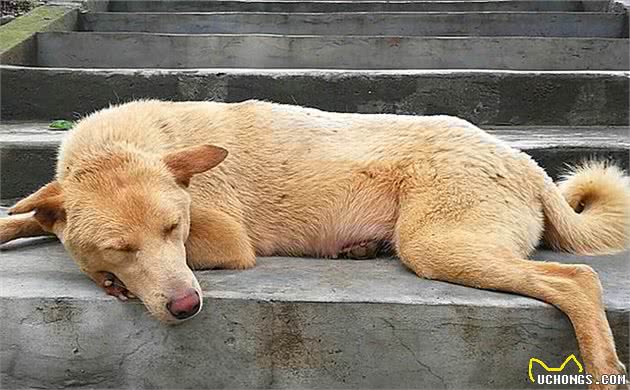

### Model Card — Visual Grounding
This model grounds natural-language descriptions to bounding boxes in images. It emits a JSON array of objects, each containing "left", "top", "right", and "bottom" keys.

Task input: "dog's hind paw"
[{"left": 339, "top": 241, "right": 381, "bottom": 260}]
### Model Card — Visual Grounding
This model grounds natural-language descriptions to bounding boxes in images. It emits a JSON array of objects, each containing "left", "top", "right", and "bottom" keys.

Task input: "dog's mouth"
[
  {"left": 101, "top": 271, "right": 136, "bottom": 301},
  {"left": 97, "top": 271, "right": 203, "bottom": 323}
]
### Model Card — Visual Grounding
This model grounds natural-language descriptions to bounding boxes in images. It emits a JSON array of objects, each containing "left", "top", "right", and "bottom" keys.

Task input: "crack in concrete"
[
  {"left": 431, "top": 317, "right": 567, "bottom": 359},
  {"left": 73, "top": 332, "right": 83, "bottom": 353},
  {"left": 434, "top": 320, "right": 561, "bottom": 331},
  {"left": 117, "top": 337, "right": 151, "bottom": 371},
  {"left": 380, "top": 317, "right": 446, "bottom": 388}
]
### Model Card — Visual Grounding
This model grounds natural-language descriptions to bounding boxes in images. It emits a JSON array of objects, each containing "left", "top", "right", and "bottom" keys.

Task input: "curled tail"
[{"left": 541, "top": 161, "right": 630, "bottom": 255}]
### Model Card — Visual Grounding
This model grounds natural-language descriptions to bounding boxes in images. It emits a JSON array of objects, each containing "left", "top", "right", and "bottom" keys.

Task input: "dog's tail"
[{"left": 540, "top": 161, "right": 630, "bottom": 255}]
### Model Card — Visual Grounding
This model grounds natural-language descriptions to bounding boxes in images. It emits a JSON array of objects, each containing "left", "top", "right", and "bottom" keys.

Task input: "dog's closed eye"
[
  {"left": 107, "top": 243, "right": 138, "bottom": 253},
  {"left": 116, "top": 244, "right": 138, "bottom": 253},
  {"left": 162, "top": 222, "right": 179, "bottom": 237},
  {"left": 101, "top": 238, "right": 138, "bottom": 253}
]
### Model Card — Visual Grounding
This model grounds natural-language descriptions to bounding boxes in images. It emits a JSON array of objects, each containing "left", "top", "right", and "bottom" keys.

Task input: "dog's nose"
[{"left": 166, "top": 288, "right": 201, "bottom": 320}]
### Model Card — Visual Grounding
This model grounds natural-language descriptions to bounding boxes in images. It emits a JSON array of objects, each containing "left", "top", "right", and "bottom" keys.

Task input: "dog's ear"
[
  {"left": 162, "top": 145, "right": 228, "bottom": 187},
  {"left": 8, "top": 181, "right": 66, "bottom": 230}
]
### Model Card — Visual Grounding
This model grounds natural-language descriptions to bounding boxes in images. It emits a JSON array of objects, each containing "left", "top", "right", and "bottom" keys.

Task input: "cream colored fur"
[
  {"left": 543, "top": 161, "right": 630, "bottom": 254},
  {"left": 1, "top": 100, "right": 628, "bottom": 389}
]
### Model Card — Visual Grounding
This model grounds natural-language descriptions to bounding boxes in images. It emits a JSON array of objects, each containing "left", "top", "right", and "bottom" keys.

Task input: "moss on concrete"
[{"left": 0, "top": 5, "right": 75, "bottom": 54}]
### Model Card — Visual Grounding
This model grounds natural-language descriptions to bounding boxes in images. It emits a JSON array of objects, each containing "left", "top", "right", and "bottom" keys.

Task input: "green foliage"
[{"left": 48, "top": 119, "right": 74, "bottom": 130}]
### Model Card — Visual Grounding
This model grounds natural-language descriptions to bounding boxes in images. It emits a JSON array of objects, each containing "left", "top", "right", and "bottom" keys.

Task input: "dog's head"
[{"left": 9, "top": 144, "right": 227, "bottom": 323}]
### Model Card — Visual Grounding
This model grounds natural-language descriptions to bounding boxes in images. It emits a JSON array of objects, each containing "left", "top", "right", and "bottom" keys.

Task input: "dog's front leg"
[
  {"left": 0, "top": 213, "right": 55, "bottom": 244},
  {"left": 185, "top": 205, "right": 256, "bottom": 270}
]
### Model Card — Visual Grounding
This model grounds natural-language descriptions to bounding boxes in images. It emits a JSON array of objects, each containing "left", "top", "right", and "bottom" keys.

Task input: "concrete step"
[
  {"left": 35, "top": 32, "right": 630, "bottom": 70},
  {"left": 79, "top": 11, "right": 629, "bottom": 38},
  {"left": 2, "top": 66, "right": 628, "bottom": 126},
  {"left": 108, "top": 0, "right": 611, "bottom": 13},
  {"left": 1, "top": 122, "right": 627, "bottom": 204},
  {"left": 1, "top": 234, "right": 628, "bottom": 388}
]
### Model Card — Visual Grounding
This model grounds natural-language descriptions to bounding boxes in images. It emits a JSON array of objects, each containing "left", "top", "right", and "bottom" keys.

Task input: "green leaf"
[{"left": 48, "top": 119, "right": 74, "bottom": 130}]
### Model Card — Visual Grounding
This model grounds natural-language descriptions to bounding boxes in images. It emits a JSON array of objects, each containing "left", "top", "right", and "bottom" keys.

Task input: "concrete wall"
[
  {"left": 108, "top": 0, "right": 609, "bottom": 12},
  {"left": 2, "top": 67, "right": 628, "bottom": 125},
  {"left": 80, "top": 12, "right": 628, "bottom": 38},
  {"left": 1, "top": 240, "right": 628, "bottom": 389},
  {"left": 36, "top": 33, "right": 630, "bottom": 70}
]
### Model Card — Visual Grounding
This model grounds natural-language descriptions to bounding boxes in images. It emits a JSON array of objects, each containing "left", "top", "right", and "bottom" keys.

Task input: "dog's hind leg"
[
  {"left": 395, "top": 206, "right": 626, "bottom": 389},
  {"left": 0, "top": 214, "right": 54, "bottom": 244},
  {"left": 185, "top": 205, "right": 256, "bottom": 270}
]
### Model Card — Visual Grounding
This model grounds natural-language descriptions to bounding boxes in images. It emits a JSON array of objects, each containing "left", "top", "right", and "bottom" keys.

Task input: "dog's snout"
[{"left": 166, "top": 288, "right": 201, "bottom": 320}]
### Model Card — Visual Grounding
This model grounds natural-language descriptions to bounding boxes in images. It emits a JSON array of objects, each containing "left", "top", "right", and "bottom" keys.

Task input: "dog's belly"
[
  {"left": 306, "top": 215, "right": 395, "bottom": 258},
  {"left": 257, "top": 189, "right": 399, "bottom": 258},
  {"left": 270, "top": 217, "right": 395, "bottom": 258}
]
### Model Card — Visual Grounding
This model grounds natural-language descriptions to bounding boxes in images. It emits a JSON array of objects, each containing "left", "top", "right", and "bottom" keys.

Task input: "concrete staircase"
[{"left": 1, "top": 0, "right": 629, "bottom": 388}]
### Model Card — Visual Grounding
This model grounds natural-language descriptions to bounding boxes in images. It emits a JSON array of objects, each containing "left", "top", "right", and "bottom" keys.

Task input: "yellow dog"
[{"left": 1, "top": 100, "right": 627, "bottom": 388}]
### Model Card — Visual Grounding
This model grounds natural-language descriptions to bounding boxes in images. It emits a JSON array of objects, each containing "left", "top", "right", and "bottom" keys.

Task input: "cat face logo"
[{"left": 528, "top": 354, "right": 584, "bottom": 382}]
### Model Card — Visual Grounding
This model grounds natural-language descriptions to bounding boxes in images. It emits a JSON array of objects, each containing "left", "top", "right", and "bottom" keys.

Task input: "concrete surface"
[
  {"left": 0, "top": 15, "right": 15, "bottom": 26},
  {"left": 611, "top": 0, "right": 630, "bottom": 11},
  {"left": 108, "top": 0, "right": 610, "bottom": 12},
  {"left": 79, "top": 11, "right": 629, "bottom": 38},
  {"left": 1, "top": 122, "right": 627, "bottom": 204},
  {"left": 0, "top": 5, "right": 78, "bottom": 65},
  {"left": 0, "top": 123, "right": 61, "bottom": 205},
  {"left": 36, "top": 32, "right": 630, "bottom": 70},
  {"left": 2, "top": 66, "right": 628, "bottom": 126},
  {"left": 0, "top": 235, "right": 628, "bottom": 389}
]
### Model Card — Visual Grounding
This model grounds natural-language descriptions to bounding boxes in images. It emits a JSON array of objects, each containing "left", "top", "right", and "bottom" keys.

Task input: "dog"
[{"left": 0, "top": 100, "right": 628, "bottom": 388}]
